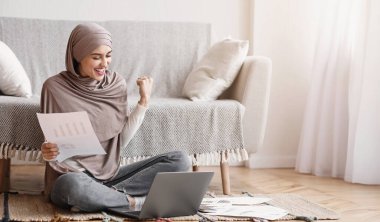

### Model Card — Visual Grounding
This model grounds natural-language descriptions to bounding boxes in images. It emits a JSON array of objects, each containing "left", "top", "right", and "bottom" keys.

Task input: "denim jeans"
[{"left": 50, "top": 151, "right": 191, "bottom": 212}]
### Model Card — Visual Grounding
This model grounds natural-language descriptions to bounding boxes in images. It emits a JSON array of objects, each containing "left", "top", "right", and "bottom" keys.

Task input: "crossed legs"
[{"left": 50, "top": 151, "right": 190, "bottom": 212}]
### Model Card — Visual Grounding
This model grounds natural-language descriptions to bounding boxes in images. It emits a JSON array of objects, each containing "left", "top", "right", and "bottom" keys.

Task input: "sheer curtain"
[{"left": 296, "top": 0, "right": 380, "bottom": 184}]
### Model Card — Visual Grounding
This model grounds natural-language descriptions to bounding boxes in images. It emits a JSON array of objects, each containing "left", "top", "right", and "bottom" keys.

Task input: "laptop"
[{"left": 107, "top": 171, "right": 214, "bottom": 219}]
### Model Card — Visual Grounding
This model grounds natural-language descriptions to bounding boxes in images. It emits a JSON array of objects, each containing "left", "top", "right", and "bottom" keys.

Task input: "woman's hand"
[
  {"left": 136, "top": 76, "right": 153, "bottom": 107},
  {"left": 41, "top": 142, "right": 60, "bottom": 161}
]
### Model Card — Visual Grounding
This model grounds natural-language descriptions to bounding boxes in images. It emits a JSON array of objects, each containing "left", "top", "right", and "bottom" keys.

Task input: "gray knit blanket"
[{"left": 0, "top": 96, "right": 247, "bottom": 165}]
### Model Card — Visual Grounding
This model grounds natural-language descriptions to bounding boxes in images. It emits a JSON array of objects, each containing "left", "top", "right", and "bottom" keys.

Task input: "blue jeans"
[{"left": 50, "top": 151, "right": 191, "bottom": 212}]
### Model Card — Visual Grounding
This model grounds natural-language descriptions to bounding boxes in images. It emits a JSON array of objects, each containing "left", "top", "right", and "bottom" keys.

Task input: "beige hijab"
[{"left": 41, "top": 23, "right": 128, "bottom": 180}]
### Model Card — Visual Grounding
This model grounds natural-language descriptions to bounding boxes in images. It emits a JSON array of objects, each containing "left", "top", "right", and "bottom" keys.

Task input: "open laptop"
[{"left": 107, "top": 171, "right": 214, "bottom": 219}]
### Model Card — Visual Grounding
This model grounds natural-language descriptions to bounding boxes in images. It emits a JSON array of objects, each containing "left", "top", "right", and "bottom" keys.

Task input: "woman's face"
[{"left": 78, "top": 45, "right": 112, "bottom": 81}]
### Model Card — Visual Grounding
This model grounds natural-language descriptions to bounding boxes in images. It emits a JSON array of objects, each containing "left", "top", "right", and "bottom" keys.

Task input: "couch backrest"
[{"left": 0, "top": 17, "right": 211, "bottom": 97}]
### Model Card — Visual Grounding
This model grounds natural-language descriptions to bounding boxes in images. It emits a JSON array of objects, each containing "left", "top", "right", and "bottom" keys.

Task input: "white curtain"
[{"left": 296, "top": 0, "right": 380, "bottom": 184}]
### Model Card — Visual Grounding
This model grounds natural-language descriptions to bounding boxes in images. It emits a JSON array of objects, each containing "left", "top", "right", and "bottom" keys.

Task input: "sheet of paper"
[
  {"left": 206, "top": 205, "right": 288, "bottom": 220},
  {"left": 200, "top": 196, "right": 273, "bottom": 214},
  {"left": 202, "top": 196, "right": 271, "bottom": 205},
  {"left": 37, "top": 111, "right": 106, "bottom": 162}
]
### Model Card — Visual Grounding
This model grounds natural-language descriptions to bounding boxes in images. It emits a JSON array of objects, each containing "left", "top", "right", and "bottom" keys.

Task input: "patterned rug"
[{"left": 0, "top": 192, "right": 339, "bottom": 221}]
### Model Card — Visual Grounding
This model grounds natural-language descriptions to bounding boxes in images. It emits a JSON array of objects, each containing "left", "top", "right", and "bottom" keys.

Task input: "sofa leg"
[
  {"left": 220, "top": 159, "right": 231, "bottom": 195},
  {"left": 0, "top": 158, "right": 11, "bottom": 193},
  {"left": 192, "top": 165, "right": 199, "bottom": 172}
]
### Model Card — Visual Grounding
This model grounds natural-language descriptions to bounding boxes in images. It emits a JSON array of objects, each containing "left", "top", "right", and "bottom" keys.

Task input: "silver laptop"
[{"left": 107, "top": 171, "right": 214, "bottom": 219}]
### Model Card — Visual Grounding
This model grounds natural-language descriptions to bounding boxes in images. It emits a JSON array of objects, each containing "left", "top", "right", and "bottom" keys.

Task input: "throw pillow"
[
  {"left": 0, "top": 40, "right": 32, "bottom": 97},
  {"left": 182, "top": 38, "right": 249, "bottom": 101}
]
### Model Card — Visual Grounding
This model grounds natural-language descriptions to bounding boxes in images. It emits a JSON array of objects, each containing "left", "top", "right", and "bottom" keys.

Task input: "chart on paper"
[
  {"left": 52, "top": 121, "right": 88, "bottom": 137},
  {"left": 37, "top": 111, "right": 106, "bottom": 162}
]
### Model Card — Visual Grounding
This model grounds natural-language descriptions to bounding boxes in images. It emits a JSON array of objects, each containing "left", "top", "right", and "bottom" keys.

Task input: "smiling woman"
[
  {"left": 78, "top": 46, "right": 112, "bottom": 81},
  {"left": 39, "top": 22, "right": 190, "bottom": 213}
]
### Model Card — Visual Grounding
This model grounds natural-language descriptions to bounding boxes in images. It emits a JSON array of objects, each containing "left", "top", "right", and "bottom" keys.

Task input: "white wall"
[
  {"left": 247, "top": 0, "right": 320, "bottom": 168},
  {"left": 0, "top": 0, "right": 253, "bottom": 52}
]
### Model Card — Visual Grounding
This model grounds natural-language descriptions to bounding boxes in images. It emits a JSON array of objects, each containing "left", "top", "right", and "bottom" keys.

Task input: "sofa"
[{"left": 0, "top": 17, "right": 272, "bottom": 195}]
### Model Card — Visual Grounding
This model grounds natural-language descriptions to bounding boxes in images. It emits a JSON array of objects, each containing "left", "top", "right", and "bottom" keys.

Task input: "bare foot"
[{"left": 126, "top": 195, "right": 136, "bottom": 207}]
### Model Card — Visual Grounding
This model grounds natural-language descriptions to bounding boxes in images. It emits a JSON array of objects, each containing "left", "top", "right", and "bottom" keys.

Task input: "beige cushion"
[
  {"left": 0, "top": 41, "right": 32, "bottom": 97},
  {"left": 182, "top": 38, "right": 249, "bottom": 101}
]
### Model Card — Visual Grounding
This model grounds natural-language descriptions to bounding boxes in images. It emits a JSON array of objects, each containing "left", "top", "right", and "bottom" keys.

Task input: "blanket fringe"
[
  {"left": 0, "top": 143, "right": 4, "bottom": 159},
  {"left": 0, "top": 142, "right": 44, "bottom": 163},
  {"left": 120, "top": 148, "right": 249, "bottom": 166},
  {"left": 1, "top": 141, "right": 249, "bottom": 166}
]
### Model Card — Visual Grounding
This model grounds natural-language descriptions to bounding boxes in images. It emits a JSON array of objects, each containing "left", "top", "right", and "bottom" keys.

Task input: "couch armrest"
[{"left": 219, "top": 56, "right": 272, "bottom": 153}]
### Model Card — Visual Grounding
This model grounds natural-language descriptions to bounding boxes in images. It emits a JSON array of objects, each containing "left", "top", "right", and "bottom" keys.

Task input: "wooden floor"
[
  {"left": 7, "top": 165, "right": 380, "bottom": 222},
  {"left": 203, "top": 166, "right": 380, "bottom": 222}
]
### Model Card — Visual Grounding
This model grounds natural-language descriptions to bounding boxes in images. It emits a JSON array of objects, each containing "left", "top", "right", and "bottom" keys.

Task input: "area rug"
[
  {"left": 3, "top": 192, "right": 339, "bottom": 221},
  {"left": 4, "top": 193, "right": 199, "bottom": 221}
]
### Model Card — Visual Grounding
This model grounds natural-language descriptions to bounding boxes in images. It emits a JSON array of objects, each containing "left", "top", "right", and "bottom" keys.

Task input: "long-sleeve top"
[{"left": 60, "top": 104, "right": 147, "bottom": 171}]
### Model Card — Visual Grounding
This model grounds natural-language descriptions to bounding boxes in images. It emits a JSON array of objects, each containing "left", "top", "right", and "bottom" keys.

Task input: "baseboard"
[{"left": 245, "top": 154, "right": 296, "bottom": 169}]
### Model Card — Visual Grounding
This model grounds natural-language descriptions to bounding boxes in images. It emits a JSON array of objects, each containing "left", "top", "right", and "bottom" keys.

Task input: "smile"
[{"left": 95, "top": 68, "right": 106, "bottom": 76}]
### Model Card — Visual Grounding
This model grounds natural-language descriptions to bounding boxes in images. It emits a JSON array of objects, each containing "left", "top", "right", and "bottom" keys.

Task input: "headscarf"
[
  {"left": 66, "top": 23, "right": 112, "bottom": 75},
  {"left": 40, "top": 23, "right": 128, "bottom": 180}
]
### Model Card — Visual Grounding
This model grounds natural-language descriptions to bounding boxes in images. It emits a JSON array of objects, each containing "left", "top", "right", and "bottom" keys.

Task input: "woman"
[{"left": 40, "top": 23, "right": 190, "bottom": 212}]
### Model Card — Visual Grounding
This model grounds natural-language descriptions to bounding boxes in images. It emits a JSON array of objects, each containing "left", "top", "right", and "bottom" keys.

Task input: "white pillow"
[
  {"left": 0, "top": 41, "right": 32, "bottom": 97},
  {"left": 182, "top": 38, "right": 248, "bottom": 101}
]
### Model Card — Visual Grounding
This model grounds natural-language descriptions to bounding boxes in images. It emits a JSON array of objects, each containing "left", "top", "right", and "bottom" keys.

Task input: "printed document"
[
  {"left": 37, "top": 111, "right": 106, "bottom": 162},
  {"left": 206, "top": 205, "right": 288, "bottom": 220},
  {"left": 202, "top": 196, "right": 271, "bottom": 206},
  {"left": 200, "top": 196, "right": 288, "bottom": 220}
]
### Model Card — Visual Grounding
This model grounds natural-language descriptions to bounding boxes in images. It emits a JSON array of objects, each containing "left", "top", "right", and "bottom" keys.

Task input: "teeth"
[{"left": 95, "top": 69, "right": 105, "bottom": 73}]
